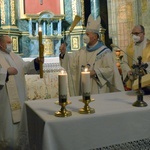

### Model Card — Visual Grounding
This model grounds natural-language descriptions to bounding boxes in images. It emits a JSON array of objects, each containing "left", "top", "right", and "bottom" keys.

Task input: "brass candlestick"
[
  {"left": 79, "top": 94, "right": 95, "bottom": 114},
  {"left": 55, "top": 100, "right": 72, "bottom": 117}
]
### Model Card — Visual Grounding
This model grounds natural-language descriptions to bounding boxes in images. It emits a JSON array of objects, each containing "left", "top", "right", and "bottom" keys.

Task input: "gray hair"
[
  {"left": 0, "top": 35, "right": 9, "bottom": 43},
  {"left": 0, "top": 35, "right": 6, "bottom": 43}
]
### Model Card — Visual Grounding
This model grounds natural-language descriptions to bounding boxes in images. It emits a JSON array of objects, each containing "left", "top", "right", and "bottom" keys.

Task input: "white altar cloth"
[
  {"left": 23, "top": 57, "right": 59, "bottom": 64},
  {"left": 25, "top": 72, "right": 59, "bottom": 100},
  {"left": 20, "top": 91, "right": 150, "bottom": 150},
  {"left": 24, "top": 57, "right": 63, "bottom": 100}
]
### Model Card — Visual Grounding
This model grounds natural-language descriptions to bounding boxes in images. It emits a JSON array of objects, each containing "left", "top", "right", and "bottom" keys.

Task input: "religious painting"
[
  {"left": 19, "top": 0, "right": 64, "bottom": 18},
  {"left": 71, "top": 35, "right": 80, "bottom": 50},
  {"left": 11, "top": 36, "right": 19, "bottom": 53}
]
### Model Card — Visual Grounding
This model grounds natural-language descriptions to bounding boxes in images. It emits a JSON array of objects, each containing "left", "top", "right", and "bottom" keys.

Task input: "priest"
[
  {"left": 0, "top": 35, "right": 43, "bottom": 149},
  {"left": 59, "top": 14, "right": 124, "bottom": 96},
  {"left": 120, "top": 25, "right": 150, "bottom": 93}
]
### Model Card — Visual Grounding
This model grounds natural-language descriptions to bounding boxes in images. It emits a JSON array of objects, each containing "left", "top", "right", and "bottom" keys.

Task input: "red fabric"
[
  {"left": 124, "top": 86, "right": 131, "bottom": 91},
  {"left": 24, "top": 0, "right": 60, "bottom": 14}
]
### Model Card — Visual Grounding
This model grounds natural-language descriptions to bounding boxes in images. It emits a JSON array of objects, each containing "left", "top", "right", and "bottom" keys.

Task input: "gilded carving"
[
  {"left": 44, "top": 39, "right": 53, "bottom": 56},
  {"left": 81, "top": 0, "right": 85, "bottom": 26},
  {"left": 10, "top": 0, "right": 16, "bottom": 25},
  {"left": 72, "top": 37, "right": 78, "bottom": 49},
  {"left": 0, "top": 0, "right": 6, "bottom": 24},
  {"left": 11, "top": 36, "right": 18, "bottom": 52},
  {"left": 71, "top": 35, "right": 80, "bottom": 50},
  {"left": 72, "top": 0, "right": 77, "bottom": 20}
]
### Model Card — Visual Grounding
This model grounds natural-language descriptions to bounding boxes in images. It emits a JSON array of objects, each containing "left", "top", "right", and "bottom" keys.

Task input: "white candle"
[
  {"left": 81, "top": 68, "right": 91, "bottom": 94},
  {"left": 58, "top": 70, "right": 67, "bottom": 102}
]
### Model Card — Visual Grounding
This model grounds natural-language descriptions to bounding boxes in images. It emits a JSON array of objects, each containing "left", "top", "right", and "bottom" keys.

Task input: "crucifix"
[
  {"left": 132, "top": 56, "right": 148, "bottom": 107},
  {"left": 39, "top": 0, "right": 43, "bottom": 5}
]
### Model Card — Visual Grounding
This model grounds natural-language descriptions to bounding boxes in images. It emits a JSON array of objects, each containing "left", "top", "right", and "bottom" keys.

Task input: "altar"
[
  {"left": 24, "top": 57, "right": 61, "bottom": 100},
  {"left": 18, "top": 91, "right": 150, "bottom": 150}
]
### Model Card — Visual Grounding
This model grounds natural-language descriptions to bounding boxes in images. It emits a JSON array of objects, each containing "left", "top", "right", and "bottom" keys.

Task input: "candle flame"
[
  {"left": 61, "top": 70, "right": 65, "bottom": 74},
  {"left": 115, "top": 49, "right": 121, "bottom": 52},
  {"left": 39, "top": 26, "right": 42, "bottom": 32},
  {"left": 84, "top": 68, "right": 88, "bottom": 72}
]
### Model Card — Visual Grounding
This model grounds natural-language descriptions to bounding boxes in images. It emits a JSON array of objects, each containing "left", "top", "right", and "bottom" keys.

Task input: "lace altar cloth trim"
[
  {"left": 2, "top": 138, "right": 150, "bottom": 150},
  {"left": 90, "top": 138, "right": 150, "bottom": 150},
  {"left": 25, "top": 63, "right": 65, "bottom": 100}
]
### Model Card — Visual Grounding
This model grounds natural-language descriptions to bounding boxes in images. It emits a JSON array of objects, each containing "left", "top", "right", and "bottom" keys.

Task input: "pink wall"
[{"left": 24, "top": 0, "right": 61, "bottom": 15}]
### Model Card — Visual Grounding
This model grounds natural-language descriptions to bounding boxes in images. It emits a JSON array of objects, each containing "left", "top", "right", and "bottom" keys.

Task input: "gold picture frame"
[
  {"left": 71, "top": 35, "right": 80, "bottom": 50},
  {"left": 11, "top": 36, "right": 19, "bottom": 53}
]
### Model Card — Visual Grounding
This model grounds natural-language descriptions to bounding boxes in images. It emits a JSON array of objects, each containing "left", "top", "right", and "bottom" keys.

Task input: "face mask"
[
  {"left": 6, "top": 44, "right": 12, "bottom": 53},
  {"left": 83, "top": 35, "right": 90, "bottom": 44},
  {"left": 132, "top": 35, "right": 140, "bottom": 43}
]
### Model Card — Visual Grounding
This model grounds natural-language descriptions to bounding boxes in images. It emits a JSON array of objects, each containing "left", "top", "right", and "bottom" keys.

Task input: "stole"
[{"left": 0, "top": 53, "right": 21, "bottom": 123}]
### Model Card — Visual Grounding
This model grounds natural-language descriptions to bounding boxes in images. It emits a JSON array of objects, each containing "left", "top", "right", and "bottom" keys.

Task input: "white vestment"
[
  {"left": 60, "top": 45, "right": 124, "bottom": 96},
  {"left": 0, "top": 51, "right": 38, "bottom": 149}
]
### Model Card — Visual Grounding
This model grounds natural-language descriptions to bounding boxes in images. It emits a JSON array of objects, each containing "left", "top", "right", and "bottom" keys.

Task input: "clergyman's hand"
[
  {"left": 7, "top": 67, "right": 18, "bottom": 75},
  {"left": 59, "top": 43, "right": 66, "bottom": 55},
  {"left": 90, "top": 70, "right": 96, "bottom": 77},
  {"left": 128, "top": 70, "right": 136, "bottom": 80},
  {"left": 35, "top": 57, "right": 44, "bottom": 64}
]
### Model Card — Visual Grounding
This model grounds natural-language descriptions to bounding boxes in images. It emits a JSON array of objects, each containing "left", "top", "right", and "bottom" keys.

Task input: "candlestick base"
[
  {"left": 79, "top": 99, "right": 95, "bottom": 114},
  {"left": 55, "top": 101, "right": 72, "bottom": 117},
  {"left": 132, "top": 90, "right": 147, "bottom": 107}
]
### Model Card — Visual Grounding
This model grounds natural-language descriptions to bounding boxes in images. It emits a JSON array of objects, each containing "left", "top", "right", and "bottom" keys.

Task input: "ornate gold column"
[
  {"left": 0, "top": 0, "right": 18, "bottom": 30},
  {"left": 0, "top": 0, "right": 19, "bottom": 53},
  {"left": 0, "top": 0, "right": 6, "bottom": 27}
]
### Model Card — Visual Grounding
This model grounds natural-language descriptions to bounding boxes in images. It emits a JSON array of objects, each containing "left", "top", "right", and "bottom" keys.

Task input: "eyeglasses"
[{"left": 131, "top": 32, "right": 143, "bottom": 36}]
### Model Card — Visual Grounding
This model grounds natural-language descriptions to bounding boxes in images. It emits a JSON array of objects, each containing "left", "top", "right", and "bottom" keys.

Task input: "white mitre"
[{"left": 86, "top": 14, "right": 101, "bottom": 35}]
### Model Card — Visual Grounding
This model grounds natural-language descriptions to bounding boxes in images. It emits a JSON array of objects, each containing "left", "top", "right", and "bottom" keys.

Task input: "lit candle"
[
  {"left": 58, "top": 70, "right": 67, "bottom": 103},
  {"left": 38, "top": 26, "right": 44, "bottom": 78},
  {"left": 81, "top": 68, "right": 91, "bottom": 100},
  {"left": 38, "top": 26, "right": 42, "bottom": 45}
]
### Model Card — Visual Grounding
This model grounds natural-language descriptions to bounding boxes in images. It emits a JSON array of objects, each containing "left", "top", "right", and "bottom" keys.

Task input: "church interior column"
[
  {"left": 58, "top": 19, "right": 62, "bottom": 36},
  {"left": 35, "top": 21, "right": 39, "bottom": 36},
  {"left": 43, "top": 20, "right": 46, "bottom": 36},
  {"left": 90, "top": 0, "right": 106, "bottom": 43},
  {"left": 90, "top": 0, "right": 100, "bottom": 19},
  {"left": 0, "top": 0, "right": 20, "bottom": 53},
  {"left": 29, "top": 18, "right": 33, "bottom": 36},
  {"left": 50, "top": 21, "right": 53, "bottom": 35}
]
